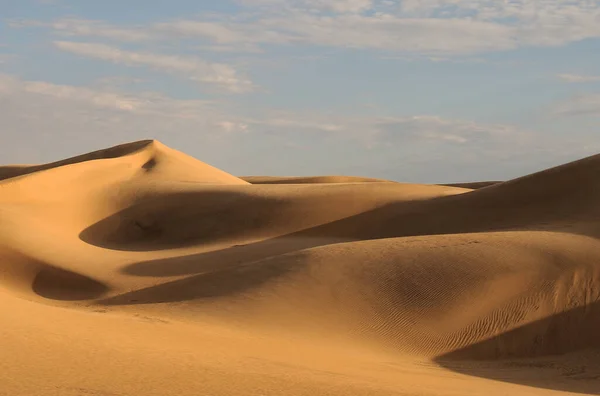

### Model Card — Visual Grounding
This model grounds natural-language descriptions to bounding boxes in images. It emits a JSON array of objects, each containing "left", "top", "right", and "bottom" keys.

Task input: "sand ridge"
[{"left": 1, "top": 140, "right": 599, "bottom": 396}]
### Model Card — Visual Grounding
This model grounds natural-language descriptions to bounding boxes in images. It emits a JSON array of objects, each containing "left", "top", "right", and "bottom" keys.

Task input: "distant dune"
[
  {"left": 442, "top": 181, "right": 501, "bottom": 189},
  {"left": 241, "top": 175, "right": 395, "bottom": 184},
  {"left": 1, "top": 140, "right": 599, "bottom": 396}
]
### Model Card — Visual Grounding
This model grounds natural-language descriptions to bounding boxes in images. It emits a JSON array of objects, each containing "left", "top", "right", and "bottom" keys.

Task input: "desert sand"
[{"left": 1, "top": 139, "right": 599, "bottom": 395}]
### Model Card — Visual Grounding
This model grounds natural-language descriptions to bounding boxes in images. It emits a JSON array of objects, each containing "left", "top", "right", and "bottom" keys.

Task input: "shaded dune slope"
[
  {"left": 79, "top": 182, "right": 466, "bottom": 250},
  {"left": 0, "top": 244, "right": 108, "bottom": 301},
  {"left": 2, "top": 140, "right": 600, "bottom": 369},
  {"left": 442, "top": 181, "right": 501, "bottom": 189}
]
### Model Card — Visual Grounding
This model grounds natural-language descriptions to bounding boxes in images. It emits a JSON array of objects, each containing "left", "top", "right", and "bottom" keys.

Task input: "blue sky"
[{"left": 2, "top": 0, "right": 600, "bottom": 182}]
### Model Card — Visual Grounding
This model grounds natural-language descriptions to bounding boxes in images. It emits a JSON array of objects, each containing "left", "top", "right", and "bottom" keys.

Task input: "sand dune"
[
  {"left": 442, "top": 181, "right": 501, "bottom": 189},
  {"left": 1, "top": 140, "right": 599, "bottom": 396},
  {"left": 241, "top": 175, "right": 395, "bottom": 184}
]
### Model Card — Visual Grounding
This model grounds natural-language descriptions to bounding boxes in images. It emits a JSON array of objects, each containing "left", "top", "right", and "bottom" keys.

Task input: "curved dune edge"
[
  {"left": 1, "top": 140, "right": 600, "bottom": 396},
  {"left": 442, "top": 181, "right": 501, "bottom": 189},
  {"left": 97, "top": 231, "right": 600, "bottom": 360},
  {"left": 0, "top": 246, "right": 109, "bottom": 301}
]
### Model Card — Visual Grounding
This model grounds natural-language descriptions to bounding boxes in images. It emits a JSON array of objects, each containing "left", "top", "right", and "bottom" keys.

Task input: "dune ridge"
[{"left": 1, "top": 139, "right": 599, "bottom": 396}]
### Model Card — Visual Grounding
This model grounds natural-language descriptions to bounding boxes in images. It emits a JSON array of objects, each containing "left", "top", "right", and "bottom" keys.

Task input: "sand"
[{"left": 1, "top": 139, "right": 599, "bottom": 396}]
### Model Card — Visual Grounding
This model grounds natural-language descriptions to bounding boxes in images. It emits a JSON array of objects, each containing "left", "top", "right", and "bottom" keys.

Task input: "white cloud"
[
  {"left": 51, "top": 19, "right": 152, "bottom": 41},
  {"left": 156, "top": 13, "right": 515, "bottom": 54},
  {"left": 553, "top": 94, "right": 600, "bottom": 116},
  {"left": 556, "top": 73, "right": 600, "bottom": 83},
  {"left": 10, "top": 18, "right": 152, "bottom": 42},
  {"left": 0, "top": 74, "right": 223, "bottom": 119},
  {"left": 216, "top": 121, "right": 249, "bottom": 133},
  {"left": 12, "top": 1, "right": 600, "bottom": 56},
  {"left": 0, "top": 74, "right": 252, "bottom": 165},
  {"left": 362, "top": 115, "right": 521, "bottom": 148},
  {"left": 249, "top": 116, "right": 345, "bottom": 132},
  {"left": 240, "top": 112, "right": 523, "bottom": 150},
  {"left": 0, "top": 54, "right": 15, "bottom": 64},
  {"left": 53, "top": 41, "right": 254, "bottom": 93},
  {"left": 181, "top": 0, "right": 600, "bottom": 54},
  {"left": 153, "top": 19, "right": 289, "bottom": 50},
  {"left": 3, "top": 73, "right": 592, "bottom": 183},
  {"left": 0, "top": 73, "right": 526, "bottom": 147},
  {"left": 303, "top": 0, "right": 374, "bottom": 13}
]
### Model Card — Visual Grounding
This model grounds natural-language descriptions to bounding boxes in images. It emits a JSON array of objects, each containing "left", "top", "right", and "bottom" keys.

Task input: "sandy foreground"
[{"left": 1, "top": 140, "right": 599, "bottom": 396}]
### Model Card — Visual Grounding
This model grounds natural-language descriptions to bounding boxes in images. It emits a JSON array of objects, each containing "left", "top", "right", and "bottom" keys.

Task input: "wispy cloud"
[
  {"left": 0, "top": 54, "right": 16, "bottom": 64},
  {"left": 53, "top": 41, "right": 254, "bottom": 93},
  {"left": 0, "top": 74, "right": 218, "bottom": 117},
  {"left": 12, "top": 1, "right": 600, "bottom": 56},
  {"left": 10, "top": 18, "right": 153, "bottom": 42},
  {"left": 553, "top": 94, "right": 600, "bottom": 117},
  {"left": 556, "top": 73, "right": 600, "bottom": 83},
  {"left": 3, "top": 73, "right": 587, "bottom": 182},
  {"left": 168, "top": 0, "right": 600, "bottom": 54},
  {"left": 0, "top": 73, "right": 526, "bottom": 146},
  {"left": 157, "top": 14, "right": 515, "bottom": 54},
  {"left": 241, "top": 111, "right": 524, "bottom": 150},
  {"left": 302, "top": 0, "right": 374, "bottom": 13},
  {"left": 0, "top": 73, "right": 252, "bottom": 159}
]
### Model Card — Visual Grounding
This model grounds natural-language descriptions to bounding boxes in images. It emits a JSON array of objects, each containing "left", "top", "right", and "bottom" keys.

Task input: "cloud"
[
  {"left": 49, "top": 19, "right": 152, "bottom": 41},
  {"left": 0, "top": 73, "right": 251, "bottom": 165},
  {"left": 0, "top": 73, "right": 526, "bottom": 147},
  {"left": 3, "top": 73, "right": 594, "bottom": 183},
  {"left": 357, "top": 115, "right": 523, "bottom": 149},
  {"left": 172, "top": 0, "right": 600, "bottom": 54},
  {"left": 303, "top": 0, "right": 374, "bottom": 13},
  {"left": 152, "top": 19, "right": 289, "bottom": 50},
  {"left": 53, "top": 41, "right": 254, "bottom": 93},
  {"left": 10, "top": 18, "right": 153, "bottom": 42},
  {"left": 13, "top": 1, "right": 600, "bottom": 56},
  {"left": 156, "top": 13, "right": 515, "bottom": 54},
  {"left": 556, "top": 73, "right": 600, "bottom": 83},
  {"left": 0, "top": 74, "right": 219, "bottom": 117},
  {"left": 216, "top": 121, "right": 249, "bottom": 133},
  {"left": 553, "top": 94, "right": 600, "bottom": 116},
  {"left": 241, "top": 111, "right": 523, "bottom": 150},
  {"left": 0, "top": 54, "right": 16, "bottom": 64}
]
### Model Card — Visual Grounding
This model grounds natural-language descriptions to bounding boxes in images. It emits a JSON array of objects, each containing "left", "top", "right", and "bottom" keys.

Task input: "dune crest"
[
  {"left": 1, "top": 140, "right": 599, "bottom": 396},
  {"left": 0, "top": 139, "right": 248, "bottom": 185}
]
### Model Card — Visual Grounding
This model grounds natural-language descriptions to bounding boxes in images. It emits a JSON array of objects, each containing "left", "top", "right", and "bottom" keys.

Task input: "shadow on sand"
[
  {"left": 85, "top": 171, "right": 600, "bottom": 394},
  {"left": 435, "top": 301, "right": 600, "bottom": 395}
]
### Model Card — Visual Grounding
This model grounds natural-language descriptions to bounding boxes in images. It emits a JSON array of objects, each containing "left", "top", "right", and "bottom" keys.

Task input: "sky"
[{"left": 2, "top": 0, "right": 600, "bottom": 183}]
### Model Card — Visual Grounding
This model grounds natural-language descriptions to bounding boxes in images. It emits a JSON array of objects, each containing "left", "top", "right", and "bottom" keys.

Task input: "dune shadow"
[
  {"left": 89, "top": 181, "right": 600, "bottom": 305},
  {"left": 115, "top": 189, "right": 516, "bottom": 279},
  {"left": 435, "top": 301, "right": 600, "bottom": 394},
  {"left": 123, "top": 236, "right": 338, "bottom": 278},
  {"left": 33, "top": 266, "right": 109, "bottom": 301},
  {"left": 79, "top": 186, "right": 469, "bottom": 252},
  {"left": 79, "top": 174, "right": 600, "bottom": 253},
  {"left": 441, "top": 181, "right": 501, "bottom": 189},
  {"left": 100, "top": 253, "right": 305, "bottom": 305},
  {"left": 95, "top": 187, "right": 600, "bottom": 395},
  {"left": 79, "top": 189, "right": 291, "bottom": 251}
]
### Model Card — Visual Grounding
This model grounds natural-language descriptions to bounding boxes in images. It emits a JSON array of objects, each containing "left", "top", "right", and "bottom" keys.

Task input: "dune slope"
[{"left": 1, "top": 140, "right": 599, "bottom": 396}]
